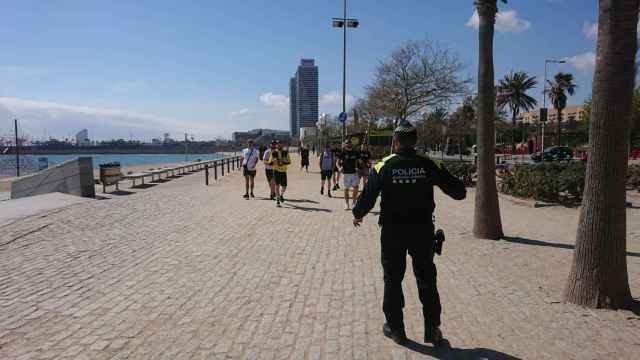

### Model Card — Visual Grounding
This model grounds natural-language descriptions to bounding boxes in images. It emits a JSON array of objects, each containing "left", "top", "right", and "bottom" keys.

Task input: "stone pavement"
[{"left": 0, "top": 156, "right": 639, "bottom": 360}]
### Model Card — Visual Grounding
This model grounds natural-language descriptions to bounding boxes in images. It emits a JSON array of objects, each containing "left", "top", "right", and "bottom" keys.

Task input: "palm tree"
[
  {"left": 547, "top": 72, "right": 576, "bottom": 146},
  {"left": 563, "top": 0, "right": 638, "bottom": 309},
  {"left": 496, "top": 71, "right": 537, "bottom": 155},
  {"left": 472, "top": 0, "right": 505, "bottom": 240}
]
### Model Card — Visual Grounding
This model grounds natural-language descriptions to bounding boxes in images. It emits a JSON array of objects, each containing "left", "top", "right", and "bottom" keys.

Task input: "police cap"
[{"left": 394, "top": 120, "right": 417, "bottom": 134}]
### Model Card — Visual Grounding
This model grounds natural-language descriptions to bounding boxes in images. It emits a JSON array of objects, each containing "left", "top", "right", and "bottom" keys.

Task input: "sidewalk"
[{"left": 0, "top": 156, "right": 638, "bottom": 359}]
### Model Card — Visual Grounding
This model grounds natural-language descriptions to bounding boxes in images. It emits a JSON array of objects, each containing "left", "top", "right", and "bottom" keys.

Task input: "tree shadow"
[
  {"left": 503, "top": 236, "right": 640, "bottom": 258},
  {"left": 283, "top": 203, "right": 332, "bottom": 213},
  {"left": 403, "top": 339, "right": 522, "bottom": 360}
]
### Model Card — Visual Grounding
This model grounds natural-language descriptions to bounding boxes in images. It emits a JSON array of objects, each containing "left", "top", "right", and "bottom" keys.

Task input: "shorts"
[
  {"left": 243, "top": 167, "right": 256, "bottom": 177},
  {"left": 321, "top": 170, "right": 333, "bottom": 180},
  {"left": 343, "top": 173, "right": 360, "bottom": 189},
  {"left": 358, "top": 167, "right": 370, "bottom": 177},
  {"left": 265, "top": 169, "right": 274, "bottom": 181},
  {"left": 274, "top": 171, "right": 287, "bottom": 187}
]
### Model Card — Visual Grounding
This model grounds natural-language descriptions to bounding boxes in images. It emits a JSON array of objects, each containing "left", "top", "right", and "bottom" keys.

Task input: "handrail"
[{"left": 205, "top": 155, "right": 242, "bottom": 185}]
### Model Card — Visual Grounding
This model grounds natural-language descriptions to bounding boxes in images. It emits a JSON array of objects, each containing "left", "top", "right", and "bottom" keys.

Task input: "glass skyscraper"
[{"left": 290, "top": 59, "right": 318, "bottom": 138}]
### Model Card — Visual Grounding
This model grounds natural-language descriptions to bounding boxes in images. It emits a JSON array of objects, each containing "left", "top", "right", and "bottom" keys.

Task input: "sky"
[{"left": 0, "top": 0, "right": 608, "bottom": 141}]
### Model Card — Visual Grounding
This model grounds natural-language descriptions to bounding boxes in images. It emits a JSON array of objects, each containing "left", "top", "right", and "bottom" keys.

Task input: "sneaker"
[
  {"left": 344, "top": 203, "right": 351, "bottom": 210},
  {"left": 336, "top": 183, "right": 341, "bottom": 190},
  {"left": 332, "top": 184, "right": 338, "bottom": 191},
  {"left": 424, "top": 326, "right": 443, "bottom": 345},
  {"left": 382, "top": 323, "right": 407, "bottom": 345},
  {"left": 279, "top": 195, "right": 285, "bottom": 203},
  {"left": 250, "top": 192, "right": 255, "bottom": 198},
  {"left": 276, "top": 200, "right": 281, "bottom": 208},
  {"left": 270, "top": 194, "right": 275, "bottom": 200},
  {"left": 320, "top": 187, "right": 324, "bottom": 195},
  {"left": 243, "top": 194, "right": 249, "bottom": 199},
  {"left": 328, "top": 191, "right": 332, "bottom": 198}
]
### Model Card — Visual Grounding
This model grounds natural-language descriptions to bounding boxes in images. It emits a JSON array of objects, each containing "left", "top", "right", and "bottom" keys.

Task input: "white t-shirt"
[
  {"left": 263, "top": 148, "right": 273, "bottom": 170},
  {"left": 242, "top": 147, "right": 259, "bottom": 171}
]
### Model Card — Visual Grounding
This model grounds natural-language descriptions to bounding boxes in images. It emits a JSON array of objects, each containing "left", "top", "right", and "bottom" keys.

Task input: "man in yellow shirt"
[{"left": 268, "top": 141, "right": 291, "bottom": 207}]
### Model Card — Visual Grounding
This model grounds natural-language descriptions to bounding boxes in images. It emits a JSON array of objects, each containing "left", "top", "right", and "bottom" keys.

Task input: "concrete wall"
[{"left": 10, "top": 157, "right": 95, "bottom": 199}]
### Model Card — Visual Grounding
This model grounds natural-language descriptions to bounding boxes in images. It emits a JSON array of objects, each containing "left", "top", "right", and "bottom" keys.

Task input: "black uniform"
[{"left": 352, "top": 149, "right": 466, "bottom": 333}]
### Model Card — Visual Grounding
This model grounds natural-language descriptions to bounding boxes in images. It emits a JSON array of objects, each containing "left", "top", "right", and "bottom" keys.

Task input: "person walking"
[
  {"left": 263, "top": 141, "right": 277, "bottom": 200},
  {"left": 358, "top": 142, "right": 372, "bottom": 186},
  {"left": 338, "top": 139, "right": 360, "bottom": 210},
  {"left": 268, "top": 141, "right": 291, "bottom": 207},
  {"left": 300, "top": 146, "right": 310, "bottom": 173},
  {"left": 332, "top": 144, "right": 342, "bottom": 191},
  {"left": 240, "top": 140, "right": 260, "bottom": 199},
  {"left": 319, "top": 143, "right": 335, "bottom": 197},
  {"left": 352, "top": 120, "right": 466, "bottom": 346}
]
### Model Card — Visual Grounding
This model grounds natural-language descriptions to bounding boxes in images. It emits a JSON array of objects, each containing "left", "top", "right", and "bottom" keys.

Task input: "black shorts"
[
  {"left": 274, "top": 171, "right": 287, "bottom": 187},
  {"left": 243, "top": 167, "right": 256, "bottom": 177},
  {"left": 265, "top": 169, "right": 274, "bottom": 181},
  {"left": 321, "top": 170, "right": 333, "bottom": 180}
]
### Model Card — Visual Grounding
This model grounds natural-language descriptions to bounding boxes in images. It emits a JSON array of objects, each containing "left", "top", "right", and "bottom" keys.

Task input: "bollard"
[
  {"left": 214, "top": 161, "right": 218, "bottom": 180},
  {"left": 221, "top": 159, "right": 225, "bottom": 177},
  {"left": 227, "top": 158, "right": 230, "bottom": 173},
  {"left": 205, "top": 164, "right": 209, "bottom": 186},
  {"left": 232, "top": 157, "right": 235, "bottom": 171}
]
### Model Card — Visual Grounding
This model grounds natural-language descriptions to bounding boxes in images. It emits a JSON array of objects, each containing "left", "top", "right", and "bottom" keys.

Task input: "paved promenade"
[{"left": 1, "top": 157, "right": 639, "bottom": 359}]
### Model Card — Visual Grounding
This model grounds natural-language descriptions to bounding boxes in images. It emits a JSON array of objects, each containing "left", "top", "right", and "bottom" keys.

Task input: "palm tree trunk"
[
  {"left": 563, "top": 0, "right": 637, "bottom": 309},
  {"left": 556, "top": 108, "right": 562, "bottom": 146},
  {"left": 511, "top": 111, "right": 517, "bottom": 155},
  {"left": 473, "top": 0, "right": 503, "bottom": 240}
]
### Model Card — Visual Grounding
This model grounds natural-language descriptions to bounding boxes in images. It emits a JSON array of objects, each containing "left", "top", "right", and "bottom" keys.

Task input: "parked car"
[{"left": 532, "top": 146, "right": 574, "bottom": 162}]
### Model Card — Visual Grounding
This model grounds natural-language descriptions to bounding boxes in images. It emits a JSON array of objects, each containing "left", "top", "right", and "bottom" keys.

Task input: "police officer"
[{"left": 352, "top": 120, "right": 466, "bottom": 345}]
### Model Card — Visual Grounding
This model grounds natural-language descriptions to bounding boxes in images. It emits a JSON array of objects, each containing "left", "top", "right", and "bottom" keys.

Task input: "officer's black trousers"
[{"left": 380, "top": 224, "right": 441, "bottom": 330}]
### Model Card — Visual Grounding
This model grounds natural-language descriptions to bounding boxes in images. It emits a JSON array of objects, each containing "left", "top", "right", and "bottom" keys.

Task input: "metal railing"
[{"left": 204, "top": 155, "right": 242, "bottom": 185}]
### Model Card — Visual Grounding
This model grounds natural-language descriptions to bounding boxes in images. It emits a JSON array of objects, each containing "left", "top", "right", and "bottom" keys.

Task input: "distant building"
[
  {"left": 163, "top": 133, "right": 174, "bottom": 144},
  {"left": 233, "top": 129, "right": 290, "bottom": 144},
  {"left": 290, "top": 59, "right": 318, "bottom": 139},
  {"left": 75, "top": 129, "right": 90, "bottom": 146},
  {"left": 517, "top": 105, "right": 585, "bottom": 125}
]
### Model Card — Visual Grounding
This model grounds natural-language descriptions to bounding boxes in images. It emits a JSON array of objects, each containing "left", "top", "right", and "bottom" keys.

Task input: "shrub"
[
  {"left": 443, "top": 161, "right": 476, "bottom": 187},
  {"left": 499, "top": 162, "right": 585, "bottom": 203}
]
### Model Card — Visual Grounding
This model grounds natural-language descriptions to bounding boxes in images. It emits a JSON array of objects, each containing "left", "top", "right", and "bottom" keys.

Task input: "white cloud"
[
  {"left": 466, "top": 9, "right": 531, "bottom": 33},
  {"left": 0, "top": 97, "right": 221, "bottom": 140},
  {"left": 230, "top": 108, "right": 250, "bottom": 117},
  {"left": 583, "top": 21, "right": 598, "bottom": 40},
  {"left": 259, "top": 92, "right": 289, "bottom": 111},
  {"left": 320, "top": 90, "right": 355, "bottom": 107},
  {"left": 564, "top": 52, "right": 596, "bottom": 72}
]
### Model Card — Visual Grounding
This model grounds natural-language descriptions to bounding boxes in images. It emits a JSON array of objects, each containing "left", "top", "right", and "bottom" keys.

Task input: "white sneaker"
[{"left": 345, "top": 203, "right": 351, "bottom": 210}]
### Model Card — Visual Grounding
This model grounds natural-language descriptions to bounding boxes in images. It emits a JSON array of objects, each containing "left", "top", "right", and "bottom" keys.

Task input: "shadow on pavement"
[
  {"left": 131, "top": 183, "right": 158, "bottom": 189},
  {"left": 284, "top": 203, "right": 331, "bottom": 213},
  {"left": 503, "top": 236, "right": 640, "bottom": 258},
  {"left": 404, "top": 339, "right": 522, "bottom": 360},
  {"left": 283, "top": 198, "right": 319, "bottom": 204}
]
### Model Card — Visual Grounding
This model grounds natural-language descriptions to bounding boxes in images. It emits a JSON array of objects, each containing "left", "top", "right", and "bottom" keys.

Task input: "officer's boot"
[
  {"left": 382, "top": 323, "right": 407, "bottom": 345},
  {"left": 424, "top": 319, "right": 443, "bottom": 346}
]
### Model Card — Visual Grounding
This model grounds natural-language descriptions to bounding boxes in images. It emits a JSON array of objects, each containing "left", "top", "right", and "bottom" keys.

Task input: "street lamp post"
[
  {"left": 542, "top": 59, "right": 566, "bottom": 156},
  {"left": 332, "top": 0, "right": 359, "bottom": 144}
]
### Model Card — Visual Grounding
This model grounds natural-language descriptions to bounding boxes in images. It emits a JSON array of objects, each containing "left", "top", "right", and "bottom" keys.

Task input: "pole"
[
  {"left": 184, "top": 133, "right": 188, "bottom": 162},
  {"left": 542, "top": 61, "right": 548, "bottom": 159},
  {"left": 341, "top": 0, "right": 347, "bottom": 144},
  {"left": 14, "top": 119, "right": 20, "bottom": 177}
]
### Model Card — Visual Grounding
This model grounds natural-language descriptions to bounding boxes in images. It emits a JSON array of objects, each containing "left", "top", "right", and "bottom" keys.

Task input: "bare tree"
[
  {"left": 365, "top": 39, "right": 468, "bottom": 124},
  {"left": 563, "top": 0, "right": 638, "bottom": 309}
]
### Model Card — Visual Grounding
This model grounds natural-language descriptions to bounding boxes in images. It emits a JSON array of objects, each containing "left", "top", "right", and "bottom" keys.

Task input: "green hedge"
[
  {"left": 443, "top": 161, "right": 476, "bottom": 187},
  {"left": 499, "top": 162, "right": 586, "bottom": 203}
]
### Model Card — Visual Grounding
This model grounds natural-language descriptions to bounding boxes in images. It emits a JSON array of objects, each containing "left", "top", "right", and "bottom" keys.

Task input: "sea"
[{"left": 0, "top": 153, "right": 226, "bottom": 177}]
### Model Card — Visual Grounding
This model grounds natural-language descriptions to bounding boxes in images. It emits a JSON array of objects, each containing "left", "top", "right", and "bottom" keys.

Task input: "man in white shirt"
[
  {"left": 241, "top": 140, "right": 259, "bottom": 199},
  {"left": 262, "top": 141, "right": 277, "bottom": 200}
]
